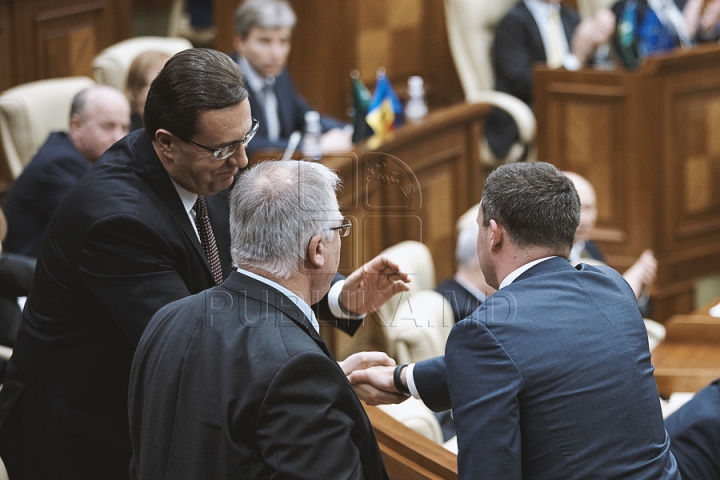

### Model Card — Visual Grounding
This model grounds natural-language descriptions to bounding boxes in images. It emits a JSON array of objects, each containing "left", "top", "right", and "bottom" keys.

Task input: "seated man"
[
  {"left": 664, "top": 377, "right": 720, "bottom": 480},
  {"left": 129, "top": 160, "right": 390, "bottom": 479},
  {"left": 436, "top": 218, "right": 495, "bottom": 324},
  {"left": 2, "top": 85, "right": 130, "bottom": 257},
  {"left": 352, "top": 163, "right": 680, "bottom": 478},
  {"left": 231, "top": 0, "right": 352, "bottom": 158},
  {"left": 486, "top": 0, "right": 615, "bottom": 159}
]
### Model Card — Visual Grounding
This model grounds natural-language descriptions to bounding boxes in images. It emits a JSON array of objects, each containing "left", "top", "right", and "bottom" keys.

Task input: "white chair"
[
  {"left": 92, "top": 36, "right": 193, "bottom": 92},
  {"left": 443, "top": 0, "right": 536, "bottom": 165},
  {"left": 385, "top": 290, "right": 454, "bottom": 364},
  {"left": 373, "top": 241, "right": 436, "bottom": 333},
  {"left": 0, "top": 76, "right": 96, "bottom": 180},
  {"left": 456, "top": 203, "right": 480, "bottom": 234}
]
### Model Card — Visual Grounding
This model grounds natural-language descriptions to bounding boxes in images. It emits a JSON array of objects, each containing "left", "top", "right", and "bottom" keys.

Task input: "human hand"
[
  {"left": 347, "top": 364, "right": 400, "bottom": 396},
  {"left": 320, "top": 128, "right": 353, "bottom": 153},
  {"left": 571, "top": 10, "right": 616, "bottom": 63},
  {"left": 340, "top": 352, "right": 408, "bottom": 405},
  {"left": 623, "top": 250, "right": 657, "bottom": 298},
  {"left": 339, "top": 255, "right": 411, "bottom": 315},
  {"left": 701, "top": 0, "right": 720, "bottom": 35}
]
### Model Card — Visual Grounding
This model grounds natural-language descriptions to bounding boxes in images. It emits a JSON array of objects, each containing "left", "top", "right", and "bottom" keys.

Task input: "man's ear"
[
  {"left": 489, "top": 219, "right": 504, "bottom": 251},
  {"left": 306, "top": 233, "right": 326, "bottom": 269},
  {"left": 154, "top": 129, "right": 176, "bottom": 159}
]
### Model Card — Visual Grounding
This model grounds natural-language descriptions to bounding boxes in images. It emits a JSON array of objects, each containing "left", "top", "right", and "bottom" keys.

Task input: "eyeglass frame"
[
  {"left": 329, "top": 218, "right": 352, "bottom": 237},
  {"left": 183, "top": 117, "right": 260, "bottom": 160}
]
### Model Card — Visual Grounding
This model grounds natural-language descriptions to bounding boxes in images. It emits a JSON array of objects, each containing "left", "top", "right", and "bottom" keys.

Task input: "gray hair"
[
  {"left": 456, "top": 222, "right": 479, "bottom": 268},
  {"left": 234, "top": 0, "right": 297, "bottom": 39},
  {"left": 230, "top": 160, "right": 341, "bottom": 278},
  {"left": 481, "top": 162, "right": 580, "bottom": 252}
]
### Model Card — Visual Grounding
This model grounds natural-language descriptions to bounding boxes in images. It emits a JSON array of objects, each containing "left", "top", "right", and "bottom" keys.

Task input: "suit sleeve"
[
  {"left": 78, "top": 214, "right": 192, "bottom": 346},
  {"left": 445, "top": 319, "right": 524, "bottom": 479},
  {"left": 34, "top": 156, "right": 89, "bottom": 221},
  {"left": 413, "top": 356, "right": 451, "bottom": 412},
  {"left": 256, "top": 351, "right": 364, "bottom": 480},
  {"left": 492, "top": 12, "right": 537, "bottom": 103}
]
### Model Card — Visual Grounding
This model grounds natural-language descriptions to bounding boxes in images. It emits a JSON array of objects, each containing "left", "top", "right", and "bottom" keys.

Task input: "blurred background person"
[
  {"left": 231, "top": 0, "right": 352, "bottom": 158},
  {"left": 2, "top": 85, "right": 130, "bottom": 258},
  {"left": 126, "top": 51, "right": 170, "bottom": 131}
]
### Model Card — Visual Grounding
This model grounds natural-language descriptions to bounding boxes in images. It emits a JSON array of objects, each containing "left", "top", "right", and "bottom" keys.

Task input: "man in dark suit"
[
  {"left": 664, "top": 378, "right": 720, "bottom": 480},
  {"left": 486, "top": 0, "right": 614, "bottom": 159},
  {"left": 2, "top": 85, "right": 130, "bottom": 257},
  {"left": 231, "top": 0, "right": 352, "bottom": 158},
  {"left": 0, "top": 49, "right": 408, "bottom": 480},
  {"left": 351, "top": 163, "right": 680, "bottom": 479},
  {"left": 130, "top": 160, "right": 388, "bottom": 479},
  {"left": 436, "top": 218, "right": 494, "bottom": 325}
]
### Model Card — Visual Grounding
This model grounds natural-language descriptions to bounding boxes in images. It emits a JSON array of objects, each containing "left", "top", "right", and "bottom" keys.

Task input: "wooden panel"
[
  {"left": 0, "top": 3, "right": 13, "bottom": 91},
  {"left": 365, "top": 404, "right": 457, "bottom": 479},
  {"left": 8, "top": 0, "right": 130, "bottom": 85},
  {"left": 534, "top": 45, "right": 720, "bottom": 321}
]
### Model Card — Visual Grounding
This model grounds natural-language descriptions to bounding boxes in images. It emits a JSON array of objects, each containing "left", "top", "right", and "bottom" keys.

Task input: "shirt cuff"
[
  {"left": 406, "top": 363, "right": 421, "bottom": 399},
  {"left": 327, "top": 280, "right": 365, "bottom": 320}
]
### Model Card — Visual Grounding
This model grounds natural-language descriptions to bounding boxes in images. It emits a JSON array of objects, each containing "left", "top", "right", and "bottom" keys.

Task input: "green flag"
[{"left": 351, "top": 70, "right": 371, "bottom": 143}]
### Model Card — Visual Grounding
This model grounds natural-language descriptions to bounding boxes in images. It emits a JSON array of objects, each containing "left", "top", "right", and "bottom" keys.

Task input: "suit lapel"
[
  {"left": 519, "top": 3, "right": 548, "bottom": 62},
  {"left": 222, "top": 271, "right": 335, "bottom": 360},
  {"left": 133, "top": 131, "right": 213, "bottom": 282}
]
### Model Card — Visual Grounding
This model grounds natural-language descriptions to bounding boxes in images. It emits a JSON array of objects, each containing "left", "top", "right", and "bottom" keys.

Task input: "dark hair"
[
  {"left": 143, "top": 48, "right": 248, "bottom": 140},
  {"left": 481, "top": 162, "right": 579, "bottom": 251}
]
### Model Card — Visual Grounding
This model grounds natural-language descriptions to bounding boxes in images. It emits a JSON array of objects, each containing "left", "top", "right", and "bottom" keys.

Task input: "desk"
[
  {"left": 534, "top": 44, "right": 720, "bottom": 322},
  {"left": 652, "top": 298, "right": 720, "bottom": 396},
  {"left": 252, "top": 102, "right": 491, "bottom": 357}
]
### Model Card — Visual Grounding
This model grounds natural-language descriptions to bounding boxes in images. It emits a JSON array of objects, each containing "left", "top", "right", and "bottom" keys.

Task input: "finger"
[
  {"left": 344, "top": 352, "right": 396, "bottom": 371},
  {"left": 352, "top": 384, "right": 409, "bottom": 406}
]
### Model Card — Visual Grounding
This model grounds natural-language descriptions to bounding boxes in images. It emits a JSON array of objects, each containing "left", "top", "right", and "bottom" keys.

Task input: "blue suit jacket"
[
  {"left": 3, "top": 132, "right": 90, "bottom": 257},
  {"left": 231, "top": 55, "right": 346, "bottom": 158},
  {"left": 418, "top": 257, "right": 679, "bottom": 479}
]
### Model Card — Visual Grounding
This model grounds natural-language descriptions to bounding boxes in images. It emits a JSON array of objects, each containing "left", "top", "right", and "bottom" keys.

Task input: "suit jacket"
[
  {"left": 417, "top": 258, "right": 679, "bottom": 479},
  {"left": 2, "top": 132, "right": 91, "bottom": 257},
  {"left": 0, "top": 253, "right": 35, "bottom": 347},
  {"left": 664, "top": 378, "right": 720, "bottom": 480},
  {"left": 231, "top": 55, "right": 346, "bottom": 158},
  {"left": 435, "top": 277, "right": 483, "bottom": 324},
  {"left": 486, "top": 2, "right": 580, "bottom": 158},
  {"left": 129, "top": 272, "right": 387, "bottom": 480}
]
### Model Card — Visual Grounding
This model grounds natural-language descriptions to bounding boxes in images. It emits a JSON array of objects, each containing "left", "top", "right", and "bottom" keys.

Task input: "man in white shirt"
[{"left": 231, "top": 0, "right": 351, "bottom": 158}]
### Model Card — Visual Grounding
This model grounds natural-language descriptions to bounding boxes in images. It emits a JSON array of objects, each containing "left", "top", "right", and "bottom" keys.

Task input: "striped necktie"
[{"left": 193, "top": 195, "right": 223, "bottom": 285}]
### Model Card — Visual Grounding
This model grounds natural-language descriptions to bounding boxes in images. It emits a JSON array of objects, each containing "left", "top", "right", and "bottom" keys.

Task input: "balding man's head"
[
  {"left": 563, "top": 172, "right": 597, "bottom": 243},
  {"left": 69, "top": 85, "right": 130, "bottom": 163}
]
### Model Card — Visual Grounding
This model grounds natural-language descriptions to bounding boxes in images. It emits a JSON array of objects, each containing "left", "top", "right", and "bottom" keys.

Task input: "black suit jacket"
[
  {"left": 231, "top": 55, "right": 346, "bottom": 158},
  {"left": 486, "top": 2, "right": 580, "bottom": 158},
  {"left": 2, "top": 132, "right": 91, "bottom": 257},
  {"left": 0, "top": 129, "right": 360, "bottom": 479},
  {"left": 129, "top": 272, "right": 387, "bottom": 479},
  {"left": 435, "top": 277, "right": 483, "bottom": 324}
]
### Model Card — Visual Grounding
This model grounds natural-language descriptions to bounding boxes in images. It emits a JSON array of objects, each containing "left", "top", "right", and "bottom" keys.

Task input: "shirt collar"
[
  {"left": 236, "top": 267, "right": 320, "bottom": 334},
  {"left": 238, "top": 56, "right": 276, "bottom": 94},
  {"left": 170, "top": 178, "right": 198, "bottom": 216},
  {"left": 499, "top": 256, "right": 556, "bottom": 289}
]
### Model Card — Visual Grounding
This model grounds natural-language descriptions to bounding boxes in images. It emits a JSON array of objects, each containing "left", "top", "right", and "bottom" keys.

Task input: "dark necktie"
[{"left": 193, "top": 195, "right": 223, "bottom": 285}]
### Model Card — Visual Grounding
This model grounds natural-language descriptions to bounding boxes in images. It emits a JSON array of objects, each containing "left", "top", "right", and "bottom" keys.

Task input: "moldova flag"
[{"left": 366, "top": 70, "right": 403, "bottom": 139}]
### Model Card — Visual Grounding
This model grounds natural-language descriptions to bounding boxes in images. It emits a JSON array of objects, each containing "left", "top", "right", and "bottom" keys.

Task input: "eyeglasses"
[
  {"left": 329, "top": 218, "right": 352, "bottom": 237},
  {"left": 184, "top": 117, "right": 260, "bottom": 160}
]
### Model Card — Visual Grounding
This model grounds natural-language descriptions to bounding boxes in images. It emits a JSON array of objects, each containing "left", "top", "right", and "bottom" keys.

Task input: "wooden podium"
[{"left": 534, "top": 44, "right": 720, "bottom": 322}]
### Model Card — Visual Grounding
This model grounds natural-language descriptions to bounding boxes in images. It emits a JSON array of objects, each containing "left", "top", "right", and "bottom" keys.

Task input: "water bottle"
[
  {"left": 302, "top": 110, "right": 322, "bottom": 160},
  {"left": 405, "top": 76, "right": 428, "bottom": 122}
]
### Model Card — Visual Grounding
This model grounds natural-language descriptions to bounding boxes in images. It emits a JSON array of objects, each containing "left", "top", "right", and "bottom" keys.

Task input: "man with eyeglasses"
[
  {"left": 0, "top": 49, "right": 409, "bottom": 480},
  {"left": 129, "top": 160, "right": 389, "bottom": 479}
]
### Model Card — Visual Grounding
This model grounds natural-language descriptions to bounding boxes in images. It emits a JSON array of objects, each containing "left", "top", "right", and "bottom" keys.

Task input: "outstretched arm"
[{"left": 339, "top": 351, "right": 408, "bottom": 405}]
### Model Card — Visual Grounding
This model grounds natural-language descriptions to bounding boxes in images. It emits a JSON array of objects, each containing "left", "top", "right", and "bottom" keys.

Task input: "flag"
[
  {"left": 638, "top": 7, "right": 676, "bottom": 57},
  {"left": 366, "top": 70, "right": 403, "bottom": 139},
  {"left": 350, "top": 70, "right": 372, "bottom": 143},
  {"left": 616, "top": 0, "right": 640, "bottom": 69}
]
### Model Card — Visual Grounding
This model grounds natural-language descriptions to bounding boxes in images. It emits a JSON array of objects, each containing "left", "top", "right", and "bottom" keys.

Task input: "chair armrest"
[{"left": 466, "top": 90, "right": 536, "bottom": 144}]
